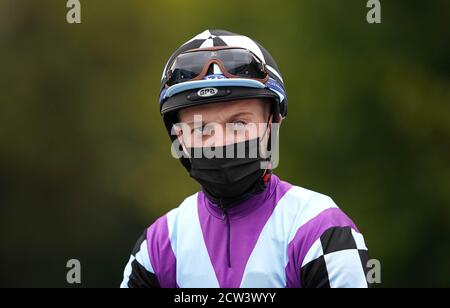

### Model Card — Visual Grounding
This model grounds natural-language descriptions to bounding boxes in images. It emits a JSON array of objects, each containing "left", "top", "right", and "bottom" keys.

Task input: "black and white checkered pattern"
[
  {"left": 300, "top": 227, "right": 370, "bottom": 288},
  {"left": 120, "top": 231, "right": 159, "bottom": 288},
  {"left": 159, "top": 29, "right": 287, "bottom": 117}
]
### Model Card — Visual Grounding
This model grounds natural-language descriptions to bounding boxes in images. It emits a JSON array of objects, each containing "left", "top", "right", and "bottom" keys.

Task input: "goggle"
[{"left": 164, "top": 47, "right": 269, "bottom": 87}]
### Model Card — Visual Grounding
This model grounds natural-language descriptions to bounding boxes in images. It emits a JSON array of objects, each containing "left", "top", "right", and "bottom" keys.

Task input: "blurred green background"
[{"left": 0, "top": 0, "right": 449, "bottom": 287}]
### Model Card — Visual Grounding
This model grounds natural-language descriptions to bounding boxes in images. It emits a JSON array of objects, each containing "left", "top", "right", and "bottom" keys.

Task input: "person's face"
[{"left": 175, "top": 98, "right": 279, "bottom": 149}]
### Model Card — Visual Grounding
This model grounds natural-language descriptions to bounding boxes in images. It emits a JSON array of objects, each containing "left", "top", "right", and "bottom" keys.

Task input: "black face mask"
[{"left": 187, "top": 138, "right": 271, "bottom": 207}]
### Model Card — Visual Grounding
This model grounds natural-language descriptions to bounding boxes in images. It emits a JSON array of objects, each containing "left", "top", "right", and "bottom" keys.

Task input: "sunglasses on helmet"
[{"left": 164, "top": 47, "right": 269, "bottom": 87}]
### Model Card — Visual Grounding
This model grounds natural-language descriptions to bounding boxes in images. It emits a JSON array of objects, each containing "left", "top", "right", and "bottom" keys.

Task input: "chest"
[{"left": 172, "top": 215, "right": 293, "bottom": 288}]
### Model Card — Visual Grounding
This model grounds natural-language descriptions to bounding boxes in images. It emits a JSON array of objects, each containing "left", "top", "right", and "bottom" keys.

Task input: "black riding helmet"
[{"left": 158, "top": 29, "right": 288, "bottom": 171}]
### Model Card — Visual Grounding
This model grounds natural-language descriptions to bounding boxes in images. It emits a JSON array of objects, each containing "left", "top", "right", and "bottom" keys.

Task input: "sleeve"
[
  {"left": 300, "top": 226, "right": 370, "bottom": 288},
  {"left": 120, "top": 230, "right": 160, "bottom": 288}
]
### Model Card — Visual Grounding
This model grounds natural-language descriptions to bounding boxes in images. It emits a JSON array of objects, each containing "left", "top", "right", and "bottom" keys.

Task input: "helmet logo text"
[{"left": 197, "top": 88, "right": 218, "bottom": 98}]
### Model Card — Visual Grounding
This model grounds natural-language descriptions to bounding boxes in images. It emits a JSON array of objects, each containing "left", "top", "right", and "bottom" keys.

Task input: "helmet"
[{"left": 159, "top": 29, "right": 288, "bottom": 169}]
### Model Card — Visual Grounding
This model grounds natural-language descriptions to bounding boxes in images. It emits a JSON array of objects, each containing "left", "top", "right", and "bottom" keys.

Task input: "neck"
[
  {"left": 203, "top": 171, "right": 273, "bottom": 209},
  {"left": 203, "top": 173, "right": 279, "bottom": 221}
]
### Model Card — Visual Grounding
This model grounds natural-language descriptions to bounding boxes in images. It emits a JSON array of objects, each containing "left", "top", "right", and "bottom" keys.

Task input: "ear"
[
  {"left": 267, "top": 113, "right": 282, "bottom": 149},
  {"left": 172, "top": 124, "right": 190, "bottom": 157},
  {"left": 278, "top": 114, "right": 283, "bottom": 125},
  {"left": 269, "top": 113, "right": 283, "bottom": 128},
  {"left": 172, "top": 123, "right": 183, "bottom": 139}
]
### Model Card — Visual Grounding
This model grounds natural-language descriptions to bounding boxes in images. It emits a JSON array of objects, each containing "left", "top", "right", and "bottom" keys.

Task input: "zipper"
[{"left": 219, "top": 201, "right": 231, "bottom": 268}]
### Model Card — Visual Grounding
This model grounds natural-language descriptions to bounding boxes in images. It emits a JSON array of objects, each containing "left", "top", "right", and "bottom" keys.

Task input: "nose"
[{"left": 201, "top": 122, "right": 227, "bottom": 147}]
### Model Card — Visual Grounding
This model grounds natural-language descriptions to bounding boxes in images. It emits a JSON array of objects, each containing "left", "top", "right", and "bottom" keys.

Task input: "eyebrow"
[
  {"left": 227, "top": 111, "right": 255, "bottom": 122},
  {"left": 183, "top": 111, "right": 257, "bottom": 127},
  {"left": 184, "top": 120, "right": 203, "bottom": 127},
  {"left": 184, "top": 110, "right": 255, "bottom": 126}
]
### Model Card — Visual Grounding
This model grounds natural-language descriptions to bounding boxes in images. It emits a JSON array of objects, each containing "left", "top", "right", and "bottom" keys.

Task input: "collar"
[{"left": 202, "top": 174, "right": 280, "bottom": 221}]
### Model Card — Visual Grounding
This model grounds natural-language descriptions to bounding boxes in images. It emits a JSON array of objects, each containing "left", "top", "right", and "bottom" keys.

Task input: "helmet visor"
[{"left": 165, "top": 48, "right": 268, "bottom": 86}]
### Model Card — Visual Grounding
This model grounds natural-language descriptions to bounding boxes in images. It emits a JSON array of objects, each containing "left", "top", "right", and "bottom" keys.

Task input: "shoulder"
[
  {"left": 282, "top": 184, "right": 338, "bottom": 211},
  {"left": 278, "top": 181, "right": 361, "bottom": 258},
  {"left": 146, "top": 192, "right": 199, "bottom": 240},
  {"left": 278, "top": 182, "right": 350, "bottom": 229},
  {"left": 280, "top": 182, "right": 369, "bottom": 288},
  {"left": 138, "top": 192, "right": 200, "bottom": 288}
]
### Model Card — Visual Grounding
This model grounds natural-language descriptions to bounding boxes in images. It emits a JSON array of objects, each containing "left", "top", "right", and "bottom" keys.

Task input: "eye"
[
  {"left": 233, "top": 121, "right": 247, "bottom": 129},
  {"left": 192, "top": 123, "right": 215, "bottom": 135},
  {"left": 202, "top": 124, "right": 216, "bottom": 135},
  {"left": 192, "top": 126, "right": 203, "bottom": 134}
]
